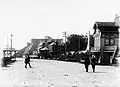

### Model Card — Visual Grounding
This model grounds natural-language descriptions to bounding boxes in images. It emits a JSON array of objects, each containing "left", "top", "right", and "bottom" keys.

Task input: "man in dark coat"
[
  {"left": 24, "top": 54, "right": 31, "bottom": 68},
  {"left": 91, "top": 54, "right": 97, "bottom": 72},
  {"left": 84, "top": 52, "right": 90, "bottom": 72}
]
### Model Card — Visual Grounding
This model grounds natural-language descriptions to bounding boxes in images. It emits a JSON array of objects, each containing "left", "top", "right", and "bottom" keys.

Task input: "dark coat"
[
  {"left": 25, "top": 55, "right": 30, "bottom": 64},
  {"left": 84, "top": 54, "right": 90, "bottom": 65},
  {"left": 91, "top": 55, "right": 97, "bottom": 65}
]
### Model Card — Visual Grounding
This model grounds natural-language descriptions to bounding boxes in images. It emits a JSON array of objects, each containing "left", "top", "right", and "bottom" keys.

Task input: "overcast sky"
[{"left": 0, "top": 0, "right": 120, "bottom": 57}]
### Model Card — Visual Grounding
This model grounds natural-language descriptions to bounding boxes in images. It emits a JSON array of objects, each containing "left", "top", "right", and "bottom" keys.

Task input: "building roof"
[
  {"left": 95, "top": 22, "right": 115, "bottom": 27},
  {"left": 93, "top": 22, "right": 119, "bottom": 31}
]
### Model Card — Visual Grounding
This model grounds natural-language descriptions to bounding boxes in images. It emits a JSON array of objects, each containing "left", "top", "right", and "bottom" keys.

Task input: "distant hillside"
[
  {"left": 15, "top": 45, "right": 29, "bottom": 58},
  {"left": 15, "top": 38, "right": 63, "bottom": 57},
  {"left": 24, "top": 40, "right": 41, "bottom": 55}
]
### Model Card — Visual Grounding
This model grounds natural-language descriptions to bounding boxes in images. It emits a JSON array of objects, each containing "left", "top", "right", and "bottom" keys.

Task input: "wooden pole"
[
  {"left": 11, "top": 34, "right": 13, "bottom": 57},
  {"left": 63, "top": 32, "right": 67, "bottom": 54}
]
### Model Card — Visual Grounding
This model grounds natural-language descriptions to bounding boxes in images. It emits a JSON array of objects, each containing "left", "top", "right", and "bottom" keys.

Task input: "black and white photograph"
[{"left": 0, "top": 0, "right": 120, "bottom": 87}]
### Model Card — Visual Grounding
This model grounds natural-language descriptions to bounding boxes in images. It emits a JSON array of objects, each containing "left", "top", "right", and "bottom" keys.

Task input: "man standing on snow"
[
  {"left": 91, "top": 54, "right": 97, "bottom": 72},
  {"left": 24, "top": 54, "right": 32, "bottom": 68},
  {"left": 84, "top": 51, "right": 91, "bottom": 72}
]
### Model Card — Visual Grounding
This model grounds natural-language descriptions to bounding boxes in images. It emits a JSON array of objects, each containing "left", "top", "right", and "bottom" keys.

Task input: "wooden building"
[{"left": 91, "top": 21, "right": 119, "bottom": 65}]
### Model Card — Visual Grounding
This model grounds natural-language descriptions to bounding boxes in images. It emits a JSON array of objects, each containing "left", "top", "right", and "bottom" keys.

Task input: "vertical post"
[
  {"left": 63, "top": 32, "right": 67, "bottom": 54},
  {"left": 88, "top": 30, "right": 90, "bottom": 51},
  {"left": 86, "top": 30, "right": 90, "bottom": 51},
  {"left": 11, "top": 34, "right": 13, "bottom": 57},
  {"left": 65, "top": 32, "right": 66, "bottom": 54}
]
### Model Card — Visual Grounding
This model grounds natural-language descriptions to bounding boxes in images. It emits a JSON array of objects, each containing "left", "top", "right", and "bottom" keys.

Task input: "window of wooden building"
[
  {"left": 105, "top": 38, "right": 115, "bottom": 45},
  {"left": 105, "top": 38, "right": 109, "bottom": 45},
  {"left": 110, "top": 39, "right": 115, "bottom": 45}
]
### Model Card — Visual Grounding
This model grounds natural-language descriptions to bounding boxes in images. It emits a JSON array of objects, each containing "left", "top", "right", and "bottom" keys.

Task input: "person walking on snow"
[
  {"left": 91, "top": 54, "right": 97, "bottom": 72},
  {"left": 84, "top": 51, "right": 91, "bottom": 72},
  {"left": 24, "top": 54, "right": 31, "bottom": 68}
]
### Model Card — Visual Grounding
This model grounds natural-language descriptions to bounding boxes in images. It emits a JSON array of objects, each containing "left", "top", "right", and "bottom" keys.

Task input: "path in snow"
[{"left": 0, "top": 59, "right": 120, "bottom": 87}]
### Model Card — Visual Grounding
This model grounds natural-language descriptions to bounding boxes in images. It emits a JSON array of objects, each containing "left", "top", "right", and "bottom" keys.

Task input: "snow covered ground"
[{"left": 0, "top": 58, "right": 120, "bottom": 87}]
